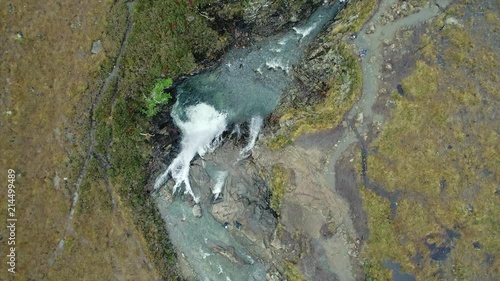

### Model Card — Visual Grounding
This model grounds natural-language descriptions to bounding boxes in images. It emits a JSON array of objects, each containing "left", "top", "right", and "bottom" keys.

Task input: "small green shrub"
[{"left": 144, "top": 78, "right": 173, "bottom": 118}]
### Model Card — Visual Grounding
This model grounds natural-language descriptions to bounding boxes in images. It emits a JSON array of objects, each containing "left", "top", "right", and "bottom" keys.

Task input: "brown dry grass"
[{"left": 0, "top": 0, "right": 159, "bottom": 279}]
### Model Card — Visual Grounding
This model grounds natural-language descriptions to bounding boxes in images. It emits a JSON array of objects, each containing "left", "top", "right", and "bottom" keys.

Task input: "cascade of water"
[
  {"left": 153, "top": 103, "right": 227, "bottom": 202},
  {"left": 239, "top": 116, "right": 263, "bottom": 159},
  {"left": 231, "top": 124, "right": 242, "bottom": 139},
  {"left": 293, "top": 22, "right": 317, "bottom": 38},
  {"left": 212, "top": 170, "right": 229, "bottom": 200}
]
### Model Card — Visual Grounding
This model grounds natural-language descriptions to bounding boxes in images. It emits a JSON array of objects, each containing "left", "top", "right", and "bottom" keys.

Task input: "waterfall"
[
  {"left": 293, "top": 22, "right": 317, "bottom": 38},
  {"left": 153, "top": 103, "right": 227, "bottom": 202},
  {"left": 239, "top": 116, "right": 263, "bottom": 159},
  {"left": 153, "top": 1, "right": 345, "bottom": 202},
  {"left": 212, "top": 170, "right": 228, "bottom": 200}
]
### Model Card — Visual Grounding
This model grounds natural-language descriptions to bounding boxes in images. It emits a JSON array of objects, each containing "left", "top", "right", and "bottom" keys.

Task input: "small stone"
[
  {"left": 467, "top": 204, "right": 474, "bottom": 213},
  {"left": 401, "top": 2, "right": 408, "bottom": 11},
  {"left": 445, "top": 17, "right": 463, "bottom": 27},
  {"left": 385, "top": 63, "right": 393, "bottom": 71},
  {"left": 8, "top": 3, "right": 15, "bottom": 14},
  {"left": 359, "top": 48, "right": 367, "bottom": 57},
  {"left": 91, "top": 40, "right": 103, "bottom": 54},
  {"left": 386, "top": 99, "right": 397, "bottom": 108},
  {"left": 192, "top": 204, "right": 202, "bottom": 218},
  {"left": 356, "top": 112, "right": 364, "bottom": 124},
  {"left": 186, "top": 15, "right": 195, "bottom": 22},
  {"left": 342, "top": 120, "right": 348, "bottom": 128},
  {"left": 365, "top": 24, "right": 375, "bottom": 34},
  {"left": 320, "top": 222, "right": 337, "bottom": 238},
  {"left": 383, "top": 39, "right": 391, "bottom": 46},
  {"left": 54, "top": 174, "right": 60, "bottom": 189}
]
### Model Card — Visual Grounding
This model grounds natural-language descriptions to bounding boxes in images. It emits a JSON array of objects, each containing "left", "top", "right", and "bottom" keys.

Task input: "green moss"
[
  {"left": 360, "top": 5, "right": 500, "bottom": 279},
  {"left": 270, "top": 164, "right": 288, "bottom": 215},
  {"left": 442, "top": 25, "right": 473, "bottom": 64},
  {"left": 270, "top": 42, "right": 361, "bottom": 149},
  {"left": 284, "top": 261, "right": 305, "bottom": 281},
  {"left": 268, "top": 135, "right": 292, "bottom": 151}
]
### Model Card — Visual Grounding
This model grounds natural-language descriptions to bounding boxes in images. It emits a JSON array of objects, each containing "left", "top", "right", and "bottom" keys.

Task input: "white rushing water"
[
  {"left": 239, "top": 116, "right": 263, "bottom": 159},
  {"left": 154, "top": 104, "right": 263, "bottom": 202},
  {"left": 293, "top": 22, "right": 317, "bottom": 38},
  {"left": 153, "top": 103, "right": 227, "bottom": 202},
  {"left": 211, "top": 170, "right": 228, "bottom": 200}
]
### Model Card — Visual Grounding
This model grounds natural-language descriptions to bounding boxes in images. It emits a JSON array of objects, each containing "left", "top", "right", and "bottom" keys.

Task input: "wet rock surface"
[{"left": 201, "top": 0, "right": 328, "bottom": 37}]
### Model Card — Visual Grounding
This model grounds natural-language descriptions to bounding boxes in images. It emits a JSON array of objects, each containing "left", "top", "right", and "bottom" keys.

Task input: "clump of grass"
[{"left": 144, "top": 78, "right": 172, "bottom": 119}]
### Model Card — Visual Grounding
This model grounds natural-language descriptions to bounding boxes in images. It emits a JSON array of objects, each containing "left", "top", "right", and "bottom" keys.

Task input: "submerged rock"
[{"left": 192, "top": 204, "right": 202, "bottom": 218}]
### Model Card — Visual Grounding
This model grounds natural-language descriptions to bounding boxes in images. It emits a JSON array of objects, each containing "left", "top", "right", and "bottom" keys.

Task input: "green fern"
[{"left": 145, "top": 78, "right": 172, "bottom": 118}]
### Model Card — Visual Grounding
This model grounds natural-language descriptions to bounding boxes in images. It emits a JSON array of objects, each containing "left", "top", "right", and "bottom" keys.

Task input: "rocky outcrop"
[{"left": 201, "top": 0, "right": 327, "bottom": 36}]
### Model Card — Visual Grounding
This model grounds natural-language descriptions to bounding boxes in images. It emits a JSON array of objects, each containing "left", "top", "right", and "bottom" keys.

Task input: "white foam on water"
[
  {"left": 231, "top": 123, "right": 242, "bottom": 139},
  {"left": 293, "top": 22, "right": 317, "bottom": 38},
  {"left": 278, "top": 38, "right": 288, "bottom": 45},
  {"left": 239, "top": 116, "right": 263, "bottom": 159},
  {"left": 265, "top": 58, "right": 290, "bottom": 73},
  {"left": 153, "top": 103, "right": 227, "bottom": 202},
  {"left": 212, "top": 170, "right": 228, "bottom": 200}
]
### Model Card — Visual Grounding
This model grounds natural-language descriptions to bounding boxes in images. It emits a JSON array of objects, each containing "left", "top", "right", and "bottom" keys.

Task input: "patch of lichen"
[
  {"left": 268, "top": 41, "right": 361, "bottom": 150},
  {"left": 270, "top": 164, "right": 289, "bottom": 215},
  {"left": 360, "top": 3, "right": 500, "bottom": 279}
]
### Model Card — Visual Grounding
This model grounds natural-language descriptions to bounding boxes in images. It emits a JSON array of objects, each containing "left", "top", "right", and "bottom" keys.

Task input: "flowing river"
[{"left": 153, "top": 1, "right": 345, "bottom": 280}]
